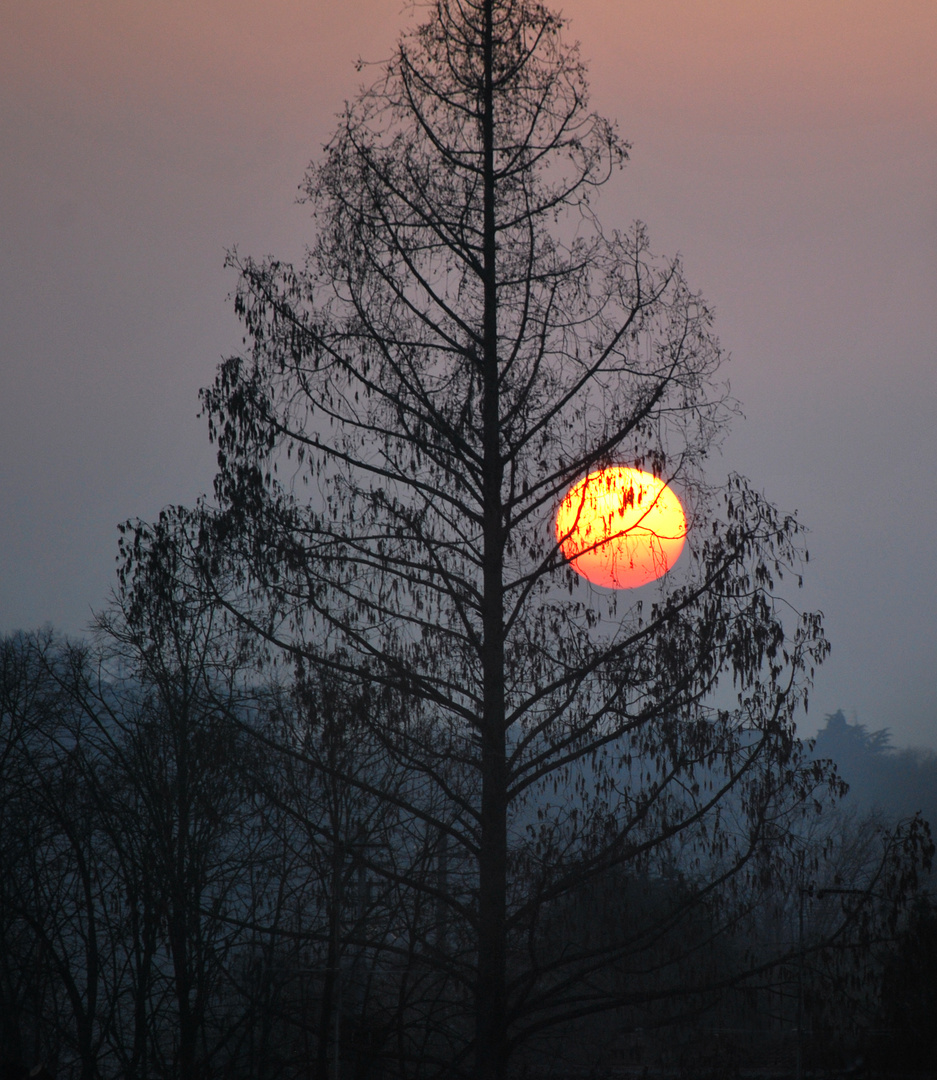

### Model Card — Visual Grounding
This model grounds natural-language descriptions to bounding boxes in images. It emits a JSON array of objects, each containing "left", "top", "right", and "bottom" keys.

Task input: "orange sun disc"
[{"left": 556, "top": 467, "right": 687, "bottom": 589}]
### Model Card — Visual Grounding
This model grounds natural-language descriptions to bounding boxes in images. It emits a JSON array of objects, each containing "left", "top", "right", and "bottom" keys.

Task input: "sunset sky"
[{"left": 2, "top": 1, "right": 935, "bottom": 746}]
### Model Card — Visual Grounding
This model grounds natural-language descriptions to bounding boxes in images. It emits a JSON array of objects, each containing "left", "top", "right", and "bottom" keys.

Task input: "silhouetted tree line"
[
  {"left": 4, "top": 2, "right": 935, "bottom": 1079},
  {"left": 2, "top": 624, "right": 933, "bottom": 1080}
]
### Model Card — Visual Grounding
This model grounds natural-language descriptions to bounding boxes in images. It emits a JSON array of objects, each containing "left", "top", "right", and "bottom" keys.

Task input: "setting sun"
[{"left": 556, "top": 467, "right": 687, "bottom": 589}]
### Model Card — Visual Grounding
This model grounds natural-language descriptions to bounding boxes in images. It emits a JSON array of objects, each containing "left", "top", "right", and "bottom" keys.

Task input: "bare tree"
[
  {"left": 91, "top": 547, "right": 276, "bottom": 1080},
  {"left": 125, "top": 2, "right": 862, "bottom": 1077},
  {"left": 255, "top": 665, "right": 434, "bottom": 1080},
  {"left": 0, "top": 631, "right": 120, "bottom": 1080}
]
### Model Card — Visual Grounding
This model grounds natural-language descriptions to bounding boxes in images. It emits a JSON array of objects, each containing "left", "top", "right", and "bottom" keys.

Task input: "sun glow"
[{"left": 556, "top": 467, "right": 687, "bottom": 589}]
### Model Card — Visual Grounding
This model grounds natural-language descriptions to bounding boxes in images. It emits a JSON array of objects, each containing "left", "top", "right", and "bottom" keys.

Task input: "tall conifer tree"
[{"left": 134, "top": 3, "right": 842, "bottom": 1076}]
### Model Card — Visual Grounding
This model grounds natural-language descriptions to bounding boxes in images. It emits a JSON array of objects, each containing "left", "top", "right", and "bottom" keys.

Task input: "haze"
[{"left": 1, "top": 0, "right": 934, "bottom": 745}]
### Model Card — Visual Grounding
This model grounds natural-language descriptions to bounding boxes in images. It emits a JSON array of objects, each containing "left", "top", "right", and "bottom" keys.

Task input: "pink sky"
[{"left": 2, "top": 1, "right": 935, "bottom": 744}]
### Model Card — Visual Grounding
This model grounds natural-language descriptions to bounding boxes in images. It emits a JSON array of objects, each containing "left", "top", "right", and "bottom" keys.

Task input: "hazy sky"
[{"left": 2, "top": 1, "right": 935, "bottom": 746}]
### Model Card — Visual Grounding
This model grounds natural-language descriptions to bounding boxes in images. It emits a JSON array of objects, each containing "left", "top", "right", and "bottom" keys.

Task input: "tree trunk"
[{"left": 475, "top": 6, "right": 508, "bottom": 1079}]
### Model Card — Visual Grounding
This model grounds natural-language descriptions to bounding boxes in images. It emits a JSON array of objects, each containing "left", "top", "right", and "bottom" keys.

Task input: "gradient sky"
[{"left": 2, "top": 1, "right": 935, "bottom": 746}]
